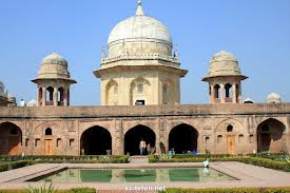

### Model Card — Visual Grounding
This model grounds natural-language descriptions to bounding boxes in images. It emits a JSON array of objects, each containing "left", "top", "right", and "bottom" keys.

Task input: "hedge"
[
  {"left": 0, "top": 155, "right": 129, "bottom": 173},
  {"left": 160, "top": 188, "right": 290, "bottom": 193},
  {"left": 0, "top": 160, "right": 33, "bottom": 172},
  {"left": 0, "top": 188, "right": 96, "bottom": 193},
  {"left": 0, "top": 155, "right": 129, "bottom": 164}
]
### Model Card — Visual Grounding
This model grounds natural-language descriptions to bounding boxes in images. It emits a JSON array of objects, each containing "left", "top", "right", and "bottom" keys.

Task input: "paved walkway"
[
  {"left": 0, "top": 162, "right": 289, "bottom": 191},
  {"left": 0, "top": 164, "right": 62, "bottom": 183}
]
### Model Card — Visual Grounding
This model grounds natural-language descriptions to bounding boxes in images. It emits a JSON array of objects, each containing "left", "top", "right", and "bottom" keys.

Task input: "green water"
[{"left": 33, "top": 168, "right": 235, "bottom": 183}]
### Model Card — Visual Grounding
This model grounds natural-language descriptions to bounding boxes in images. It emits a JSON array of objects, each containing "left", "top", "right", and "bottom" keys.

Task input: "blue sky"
[{"left": 0, "top": 0, "right": 289, "bottom": 105}]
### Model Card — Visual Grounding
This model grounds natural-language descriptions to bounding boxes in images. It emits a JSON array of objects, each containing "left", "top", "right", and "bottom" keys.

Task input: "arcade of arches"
[{"left": 0, "top": 118, "right": 288, "bottom": 156}]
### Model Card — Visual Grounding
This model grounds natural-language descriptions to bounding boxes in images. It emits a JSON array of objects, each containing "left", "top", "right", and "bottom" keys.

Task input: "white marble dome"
[
  {"left": 267, "top": 92, "right": 282, "bottom": 104},
  {"left": 204, "top": 50, "right": 246, "bottom": 79},
  {"left": 108, "top": 1, "right": 172, "bottom": 45}
]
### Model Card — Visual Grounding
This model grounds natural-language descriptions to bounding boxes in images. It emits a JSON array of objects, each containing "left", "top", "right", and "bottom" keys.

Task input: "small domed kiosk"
[
  {"left": 203, "top": 50, "right": 248, "bottom": 104},
  {"left": 267, "top": 92, "right": 282, "bottom": 104},
  {"left": 32, "top": 52, "right": 76, "bottom": 107}
]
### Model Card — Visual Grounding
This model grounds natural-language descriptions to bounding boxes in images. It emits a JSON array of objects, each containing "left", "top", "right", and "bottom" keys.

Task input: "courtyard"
[{"left": 0, "top": 154, "right": 290, "bottom": 192}]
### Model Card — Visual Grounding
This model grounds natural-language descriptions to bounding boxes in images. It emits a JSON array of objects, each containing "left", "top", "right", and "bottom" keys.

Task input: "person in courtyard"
[{"left": 139, "top": 139, "right": 146, "bottom": 155}]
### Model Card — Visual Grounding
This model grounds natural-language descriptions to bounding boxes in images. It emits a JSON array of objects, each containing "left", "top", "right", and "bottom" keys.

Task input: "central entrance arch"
[
  {"left": 124, "top": 125, "right": 156, "bottom": 156},
  {"left": 0, "top": 122, "right": 22, "bottom": 155},
  {"left": 80, "top": 126, "right": 112, "bottom": 155},
  {"left": 169, "top": 124, "right": 198, "bottom": 154}
]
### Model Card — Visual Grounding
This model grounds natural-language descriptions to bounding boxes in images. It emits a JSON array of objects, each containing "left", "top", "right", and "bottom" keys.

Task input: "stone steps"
[{"left": 129, "top": 156, "right": 149, "bottom": 164}]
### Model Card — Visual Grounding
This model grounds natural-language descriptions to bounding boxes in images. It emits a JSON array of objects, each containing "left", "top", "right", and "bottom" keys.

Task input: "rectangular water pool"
[{"left": 29, "top": 167, "right": 236, "bottom": 183}]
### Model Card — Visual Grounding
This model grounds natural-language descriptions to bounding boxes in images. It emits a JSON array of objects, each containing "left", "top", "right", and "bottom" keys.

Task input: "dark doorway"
[
  {"left": 257, "top": 119, "right": 285, "bottom": 153},
  {"left": 80, "top": 126, "right": 112, "bottom": 155},
  {"left": 169, "top": 124, "right": 198, "bottom": 154},
  {"left": 0, "top": 122, "right": 22, "bottom": 155},
  {"left": 124, "top": 125, "right": 156, "bottom": 156}
]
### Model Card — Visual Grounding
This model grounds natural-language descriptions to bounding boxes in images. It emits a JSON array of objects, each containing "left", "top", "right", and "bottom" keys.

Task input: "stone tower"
[
  {"left": 203, "top": 51, "right": 247, "bottom": 104},
  {"left": 94, "top": 0, "right": 187, "bottom": 106},
  {"left": 32, "top": 53, "right": 76, "bottom": 107}
]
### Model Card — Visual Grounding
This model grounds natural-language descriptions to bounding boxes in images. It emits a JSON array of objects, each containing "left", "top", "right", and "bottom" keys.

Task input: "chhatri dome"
[
  {"left": 202, "top": 51, "right": 248, "bottom": 104},
  {"left": 267, "top": 92, "right": 282, "bottom": 104},
  {"left": 32, "top": 52, "right": 76, "bottom": 82},
  {"left": 204, "top": 50, "right": 247, "bottom": 80},
  {"left": 32, "top": 52, "right": 76, "bottom": 107}
]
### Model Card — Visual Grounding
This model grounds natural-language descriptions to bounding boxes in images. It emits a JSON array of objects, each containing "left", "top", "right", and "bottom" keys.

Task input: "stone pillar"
[
  {"left": 63, "top": 88, "right": 68, "bottom": 106},
  {"left": 53, "top": 87, "right": 58, "bottom": 106},
  {"left": 42, "top": 87, "right": 46, "bottom": 106},
  {"left": 233, "top": 84, "right": 237, "bottom": 104},
  {"left": 156, "top": 118, "right": 161, "bottom": 154},
  {"left": 197, "top": 134, "right": 204, "bottom": 154},
  {"left": 237, "top": 83, "right": 241, "bottom": 103},
  {"left": 220, "top": 84, "right": 225, "bottom": 103},
  {"left": 112, "top": 119, "right": 124, "bottom": 155},
  {"left": 67, "top": 89, "right": 70, "bottom": 106},
  {"left": 210, "top": 85, "right": 215, "bottom": 104}
]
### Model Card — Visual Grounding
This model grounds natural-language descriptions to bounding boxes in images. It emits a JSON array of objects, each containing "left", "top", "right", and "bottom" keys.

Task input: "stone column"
[
  {"left": 112, "top": 119, "right": 124, "bottom": 155},
  {"left": 63, "top": 88, "right": 68, "bottom": 106},
  {"left": 233, "top": 84, "right": 237, "bottom": 104},
  {"left": 220, "top": 84, "right": 225, "bottom": 103},
  {"left": 210, "top": 85, "right": 215, "bottom": 104},
  {"left": 42, "top": 87, "right": 46, "bottom": 106},
  {"left": 53, "top": 87, "right": 58, "bottom": 106}
]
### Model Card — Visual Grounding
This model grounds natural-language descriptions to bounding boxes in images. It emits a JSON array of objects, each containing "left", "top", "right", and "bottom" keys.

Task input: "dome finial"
[{"left": 136, "top": 0, "right": 144, "bottom": 16}]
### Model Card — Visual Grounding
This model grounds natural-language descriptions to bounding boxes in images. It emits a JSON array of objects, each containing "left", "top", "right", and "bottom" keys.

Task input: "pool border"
[
  {"left": 1, "top": 162, "right": 290, "bottom": 190},
  {"left": 26, "top": 166, "right": 237, "bottom": 183}
]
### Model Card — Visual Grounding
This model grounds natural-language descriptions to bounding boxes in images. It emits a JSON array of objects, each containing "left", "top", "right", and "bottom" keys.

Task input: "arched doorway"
[
  {"left": 169, "top": 124, "right": 198, "bottom": 154},
  {"left": 124, "top": 125, "right": 156, "bottom": 156},
  {"left": 257, "top": 119, "right": 285, "bottom": 153},
  {"left": 80, "top": 126, "right": 112, "bottom": 155},
  {"left": 0, "top": 122, "right": 22, "bottom": 155}
]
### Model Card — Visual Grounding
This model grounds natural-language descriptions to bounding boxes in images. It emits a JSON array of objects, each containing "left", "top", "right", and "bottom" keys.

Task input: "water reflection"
[{"left": 40, "top": 168, "right": 234, "bottom": 183}]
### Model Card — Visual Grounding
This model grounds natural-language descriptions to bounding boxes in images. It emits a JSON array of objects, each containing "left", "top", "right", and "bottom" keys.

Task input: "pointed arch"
[
  {"left": 130, "top": 77, "right": 151, "bottom": 105},
  {"left": 169, "top": 123, "right": 199, "bottom": 154},
  {"left": 46, "top": 87, "right": 54, "bottom": 105},
  {"left": 215, "top": 118, "right": 246, "bottom": 155},
  {"left": 80, "top": 126, "right": 112, "bottom": 155},
  {"left": 0, "top": 122, "right": 22, "bottom": 155},
  {"left": 214, "top": 84, "right": 221, "bottom": 100},
  {"left": 124, "top": 124, "right": 156, "bottom": 156},
  {"left": 162, "top": 79, "right": 174, "bottom": 105},
  {"left": 105, "top": 79, "right": 118, "bottom": 105},
  {"left": 257, "top": 118, "right": 286, "bottom": 153},
  {"left": 45, "top": 128, "right": 52, "bottom": 136},
  {"left": 57, "top": 87, "right": 65, "bottom": 106}
]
